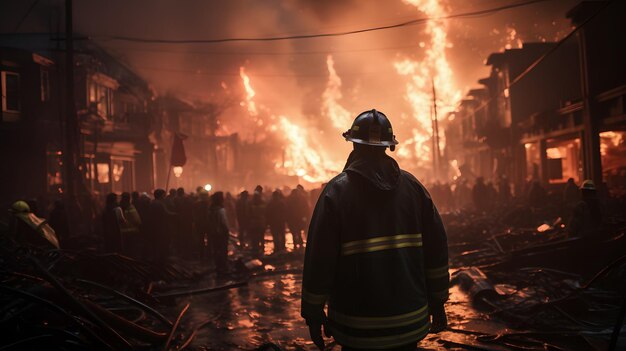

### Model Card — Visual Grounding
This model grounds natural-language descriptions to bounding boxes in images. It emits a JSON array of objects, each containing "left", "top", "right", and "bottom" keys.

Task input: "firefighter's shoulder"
[{"left": 398, "top": 169, "right": 429, "bottom": 194}]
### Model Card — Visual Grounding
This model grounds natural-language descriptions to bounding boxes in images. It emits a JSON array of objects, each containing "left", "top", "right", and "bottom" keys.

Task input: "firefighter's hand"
[
  {"left": 430, "top": 304, "right": 447, "bottom": 333},
  {"left": 307, "top": 321, "right": 325, "bottom": 350}
]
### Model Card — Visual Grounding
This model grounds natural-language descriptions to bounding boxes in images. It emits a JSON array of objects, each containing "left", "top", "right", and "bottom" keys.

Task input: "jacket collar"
[{"left": 343, "top": 149, "right": 400, "bottom": 191}]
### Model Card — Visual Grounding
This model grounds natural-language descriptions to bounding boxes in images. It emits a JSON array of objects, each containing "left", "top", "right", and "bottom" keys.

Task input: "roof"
[
  {"left": 486, "top": 43, "right": 556, "bottom": 67},
  {"left": 566, "top": 1, "right": 609, "bottom": 26}
]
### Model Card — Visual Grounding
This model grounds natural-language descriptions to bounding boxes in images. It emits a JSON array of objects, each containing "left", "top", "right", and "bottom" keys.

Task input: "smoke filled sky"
[{"left": 1, "top": 0, "right": 580, "bottom": 180}]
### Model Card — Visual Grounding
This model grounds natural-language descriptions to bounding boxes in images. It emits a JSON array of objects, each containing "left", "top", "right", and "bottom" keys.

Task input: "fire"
[
  {"left": 278, "top": 116, "right": 341, "bottom": 183},
  {"left": 240, "top": 67, "right": 258, "bottom": 116},
  {"left": 239, "top": 66, "right": 340, "bottom": 184},
  {"left": 394, "top": 0, "right": 461, "bottom": 170},
  {"left": 504, "top": 25, "right": 523, "bottom": 50},
  {"left": 323, "top": 55, "right": 352, "bottom": 130}
]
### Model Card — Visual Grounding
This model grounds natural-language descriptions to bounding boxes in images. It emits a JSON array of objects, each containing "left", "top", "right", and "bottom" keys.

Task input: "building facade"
[{"left": 446, "top": 0, "right": 626, "bottom": 193}]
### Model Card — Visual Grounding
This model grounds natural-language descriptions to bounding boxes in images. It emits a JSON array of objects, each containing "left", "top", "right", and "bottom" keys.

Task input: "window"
[
  {"left": 1, "top": 71, "right": 20, "bottom": 113},
  {"left": 546, "top": 138, "right": 582, "bottom": 184},
  {"left": 88, "top": 80, "right": 113, "bottom": 119},
  {"left": 40, "top": 69, "right": 50, "bottom": 102}
]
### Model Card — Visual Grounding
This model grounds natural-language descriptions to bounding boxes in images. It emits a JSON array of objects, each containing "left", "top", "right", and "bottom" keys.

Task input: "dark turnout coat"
[{"left": 301, "top": 149, "right": 449, "bottom": 349}]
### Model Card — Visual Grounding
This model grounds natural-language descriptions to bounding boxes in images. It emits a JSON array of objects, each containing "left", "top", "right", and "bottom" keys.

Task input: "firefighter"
[
  {"left": 567, "top": 179, "right": 603, "bottom": 237},
  {"left": 301, "top": 109, "right": 449, "bottom": 350}
]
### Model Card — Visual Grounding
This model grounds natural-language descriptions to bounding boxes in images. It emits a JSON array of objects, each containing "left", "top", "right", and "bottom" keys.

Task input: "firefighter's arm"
[
  {"left": 421, "top": 189, "right": 450, "bottom": 308},
  {"left": 301, "top": 192, "right": 340, "bottom": 326}
]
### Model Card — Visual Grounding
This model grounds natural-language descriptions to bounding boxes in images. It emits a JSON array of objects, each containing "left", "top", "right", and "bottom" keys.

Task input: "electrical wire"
[
  {"left": 455, "top": 0, "right": 615, "bottom": 125},
  {"left": 96, "top": 0, "right": 555, "bottom": 44},
  {"left": 13, "top": 0, "right": 41, "bottom": 33},
  {"left": 106, "top": 42, "right": 426, "bottom": 57}
]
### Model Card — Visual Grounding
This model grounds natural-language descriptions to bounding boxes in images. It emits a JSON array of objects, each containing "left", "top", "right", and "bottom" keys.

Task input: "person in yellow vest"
[
  {"left": 302, "top": 110, "right": 449, "bottom": 350},
  {"left": 120, "top": 192, "right": 142, "bottom": 257},
  {"left": 9, "top": 200, "right": 59, "bottom": 249}
]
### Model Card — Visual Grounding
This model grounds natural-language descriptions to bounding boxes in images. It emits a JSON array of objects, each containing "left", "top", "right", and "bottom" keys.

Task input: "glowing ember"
[
  {"left": 395, "top": 0, "right": 461, "bottom": 170},
  {"left": 504, "top": 25, "right": 523, "bottom": 50},
  {"left": 323, "top": 55, "right": 352, "bottom": 130}
]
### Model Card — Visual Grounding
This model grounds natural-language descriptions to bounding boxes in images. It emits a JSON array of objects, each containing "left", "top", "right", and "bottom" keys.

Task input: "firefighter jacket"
[{"left": 301, "top": 149, "right": 449, "bottom": 349}]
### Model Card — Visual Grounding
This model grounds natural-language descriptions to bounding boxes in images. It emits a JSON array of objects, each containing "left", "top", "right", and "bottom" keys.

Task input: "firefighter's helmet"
[
  {"left": 342, "top": 109, "right": 399, "bottom": 151},
  {"left": 580, "top": 179, "right": 596, "bottom": 191},
  {"left": 10, "top": 201, "right": 30, "bottom": 213}
]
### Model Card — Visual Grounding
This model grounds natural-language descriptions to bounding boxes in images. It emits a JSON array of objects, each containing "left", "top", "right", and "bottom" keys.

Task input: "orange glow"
[
  {"left": 504, "top": 26, "right": 523, "bottom": 50},
  {"left": 394, "top": 0, "right": 461, "bottom": 169},
  {"left": 239, "top": 67, "right": 341, "bottom": 184},
  {"left": 323, "top": 55, "right": 352, "bottom": 130},
  {"left": 239, "top": 67, "right": 257, "bottom": 116},
  {"left": 278, "top": 116, "right": 341, "bottom": 183}
]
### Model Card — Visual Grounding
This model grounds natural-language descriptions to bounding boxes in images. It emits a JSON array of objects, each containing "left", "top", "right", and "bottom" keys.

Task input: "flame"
[
  {"left": 239, "top": 66, "right": 340, "bottom": 183},
  {"left": 278, "top": 116, "right": 341, "bottom": 183},
  {"left": 240, "top": 67, "right": 257, "bottom": 116},
  {"left": 504, "top": 25, "right": 523, "bottom": 50},
  {"left": 395, "top": 0, "right": 461, "bottom": 170},
  {"left": 323, "top": 55, "right": 352, "bottom": 130}
]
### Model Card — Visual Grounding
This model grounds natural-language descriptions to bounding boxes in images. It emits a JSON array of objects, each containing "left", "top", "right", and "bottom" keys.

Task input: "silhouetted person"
[
  {"left": 102, "top": 193, "right": 124, "bottom": 253},
  {"left": 208, "top": 192, "right": 230, "bottom": 276},
  {"left": 498, "top": 175, "right": 512, "bottom": 204},
  {"left": 120, "top": 192, "right": 142, "bottom": 257},
  {"left": 166, "top": 188, "right": 177, "bottom": 211},
  {"left": 249, "top": 190, "right": 267, "bottom": 255},
  {"left": 236, "top": 191, "right": 250, "bottom": 247},
  {"left": 225, "top": 192, "right": 238, "bottom": 230},
  {"left": 486, "top": 181, "right": 498, "bottom": 210},
  {"left": 455, "top": 179, "right": 472, "bottom": 210},
  {"left": 193, "top": 189, "right": 211, "bottom": 260},
  {"left": 147, "top": 189, "right": 176, "bottom": 261},
  {"left": 472, "top": 177, "right": 489, "bottom": 213},
  {"left": 48, "top": 200, "right": 69, "bottom": 246},
  {"left": 266, "top": 190, "right": 287, "bottom": 253},
  {"left": 528, "top": 180, "right": 547, "bottom": 208},
  {"left": 175, "top": 187, "right": 194, "bottom": 258},
  {"left": 568, "top": 180, "right": 603, "bottom": 237},
  {"left": 287, "top": 185, "right": 309, "bottom": 248},
  {"left": 441, "top": 182, "right": 453, "bottom": 211},
  {"left": 563, "top": 178, "right": 579, "bottom": 206}
]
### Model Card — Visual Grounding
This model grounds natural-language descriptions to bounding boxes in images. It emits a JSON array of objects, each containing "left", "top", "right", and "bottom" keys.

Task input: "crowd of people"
[
  {"left": 4, "top": 173, "right": 619, "bottom": 278},
  {"left": 426, "top": 176, "right": 608, "bottom": 213},
  {"left": 97, "top": 184, "right": 317, "bottom": 275}
]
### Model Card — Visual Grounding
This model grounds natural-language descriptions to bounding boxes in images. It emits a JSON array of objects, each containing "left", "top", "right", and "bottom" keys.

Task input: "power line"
[
  {"left": 456, "top": 0, "right": 614, "bottom": 129},
  {"left": 106, "top": 42, "right": 426, "bottom": 57},
  {"left": 13, "top": 0, "right": 40, "bottom": 33},
  {"left": 100, "top": 0, "right": 553, "bottom": 44},
  {"left": 133, "top": 65, "right": 388, "bottom": 79}
]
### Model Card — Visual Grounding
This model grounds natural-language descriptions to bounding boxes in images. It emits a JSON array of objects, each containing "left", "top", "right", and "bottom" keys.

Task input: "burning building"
[{"left": 445, "top": 0, "right": 626, "bottom": 193}]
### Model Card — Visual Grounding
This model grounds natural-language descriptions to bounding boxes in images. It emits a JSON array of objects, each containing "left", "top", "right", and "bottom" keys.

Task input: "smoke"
[{"left": 1, "top": 0, "right": 579, "bottom": 181}]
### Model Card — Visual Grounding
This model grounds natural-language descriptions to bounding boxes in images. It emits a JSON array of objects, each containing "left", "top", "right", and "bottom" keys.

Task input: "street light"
[
  {"left": 204, "top": 183, "right": 212, "bottom": 192},
  {"left": 173, "top": 166, "right": 183, "bottom": 178}
]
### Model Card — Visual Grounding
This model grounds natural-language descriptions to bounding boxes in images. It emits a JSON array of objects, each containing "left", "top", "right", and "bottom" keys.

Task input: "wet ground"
[{"left": 162, "top": 232, "right": 516, "bottom": 351}]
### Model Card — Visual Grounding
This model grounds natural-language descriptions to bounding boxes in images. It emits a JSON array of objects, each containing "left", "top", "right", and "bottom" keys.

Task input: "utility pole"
[
  {"left": 431, "top": 78, "right": 441, "bottom": 180},
  {"left": 64, "top": 0, "right": 79, "bottom": 199}
]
